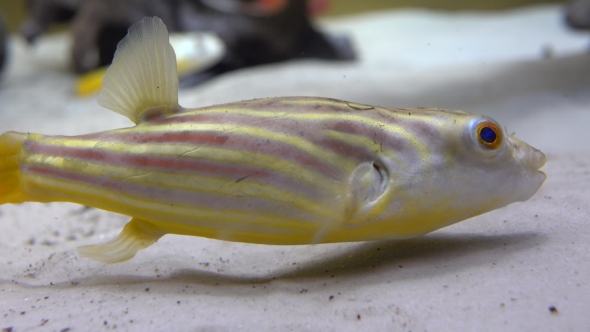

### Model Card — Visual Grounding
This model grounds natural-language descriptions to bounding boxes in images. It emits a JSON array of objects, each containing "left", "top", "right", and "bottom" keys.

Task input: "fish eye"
[{"left": 475, "top": 121, "right": 502, "bottom": 149}]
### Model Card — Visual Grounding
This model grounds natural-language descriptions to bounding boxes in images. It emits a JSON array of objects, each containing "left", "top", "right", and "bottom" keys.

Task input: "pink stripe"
[
  {"left": 139, "top": 101, "right": 425, "bottom": 164},
  {"left": 320, "top": 139, "right": 375, "bottom": 162},
  {"left": 24, "top": 165, "right": 320, "bottom": 226},
  {"left": 77, "top": 129, "right": 344, "bottom": 181},
  {"left": 325, "top": 119, "right": 422, "bottom": 164},
  {"left": 23, "top": 140, "right": 327, "bottom": 202}
]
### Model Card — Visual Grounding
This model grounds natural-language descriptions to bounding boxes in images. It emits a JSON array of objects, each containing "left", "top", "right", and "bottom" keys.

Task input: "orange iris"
[{"left": 476, "top": 121, "right": 502, "bottom": 149}]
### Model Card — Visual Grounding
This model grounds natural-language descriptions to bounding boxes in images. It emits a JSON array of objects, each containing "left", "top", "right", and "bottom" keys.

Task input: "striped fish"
[{"left": 0, "top": 17, "right": 546, "bottom": 263}]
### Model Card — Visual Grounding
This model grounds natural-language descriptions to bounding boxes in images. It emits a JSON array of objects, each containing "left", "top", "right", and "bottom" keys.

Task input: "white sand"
[{"left": 0, "top": 4, "right": 589, "bottom": 331}]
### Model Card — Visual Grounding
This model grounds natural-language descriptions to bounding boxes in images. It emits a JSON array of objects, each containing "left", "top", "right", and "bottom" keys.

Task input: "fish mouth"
[
  {"left": 505, "top": 136, "right": 547, "bottom": 201},
  {"left": 533, "top": 148, "right": 547, "bottom": 184},
  {"left": 533, "top": 147, "right": 547, "bottom": 178},
  {"left": 507, "top": 136, "right": 547, "bottom": 179},
  {"left": 537, "top": 169, "right": 547, "bottom": 183},
  {"left": 532, "top": 147, "right": 547, "bottom": 168}
]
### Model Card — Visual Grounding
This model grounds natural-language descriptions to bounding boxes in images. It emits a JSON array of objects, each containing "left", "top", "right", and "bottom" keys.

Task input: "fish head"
[
  {"left": 356, "top": 110, "right": 547, "bottom": 238},
  {"left": 449, "top": 114, "right": 547, "bottom": 206}
]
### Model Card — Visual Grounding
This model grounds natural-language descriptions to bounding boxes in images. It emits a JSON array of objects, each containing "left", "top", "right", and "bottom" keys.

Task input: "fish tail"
[{"left": 0, "top": 131, "right": 28, "bottom": 204}]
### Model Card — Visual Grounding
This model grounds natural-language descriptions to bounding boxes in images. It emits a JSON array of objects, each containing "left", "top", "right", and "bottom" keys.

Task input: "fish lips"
[{"left": 507, "top": 136, "right": 547, "bottom": 201}]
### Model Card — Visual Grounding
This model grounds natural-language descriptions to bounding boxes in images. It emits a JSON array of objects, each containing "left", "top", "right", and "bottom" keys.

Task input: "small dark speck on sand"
[
  {"left": 329, "top": 295, "right": 334, "bottom": 301},
  {"left": 357, "top": 314, "right": 361, "bottom": 320},
  {"left": 145, "top": 288, "right": 150, "bottom": 292},
  {"left": 549, "top": 306, "right": 558, "bottom": 314},
  {"left": 2, "top": 327, "right": 13, "bottom": 332}
]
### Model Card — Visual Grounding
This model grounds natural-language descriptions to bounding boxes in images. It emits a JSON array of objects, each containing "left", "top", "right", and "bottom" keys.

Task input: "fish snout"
[{"left": 508, "top": 136, "right": 547, "bottom": 179}]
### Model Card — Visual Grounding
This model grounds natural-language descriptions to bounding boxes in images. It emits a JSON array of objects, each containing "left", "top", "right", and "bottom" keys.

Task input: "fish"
[{"left": 0, "top": 17, "right": 547, "bottom": 264}]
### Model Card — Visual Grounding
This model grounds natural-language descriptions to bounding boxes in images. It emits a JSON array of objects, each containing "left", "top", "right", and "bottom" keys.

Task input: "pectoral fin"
[
  {"left": 346, "top": 161, "right": 389, "bottom": 218},
  {"left": 312, "top": 161, "right": 389, "bottom": 243},
  {"left": 77, "top": 218, "right": 165, "bottom": 264},
  {"left": 98, "top": 17, "right": 180, "bottom": 124}
]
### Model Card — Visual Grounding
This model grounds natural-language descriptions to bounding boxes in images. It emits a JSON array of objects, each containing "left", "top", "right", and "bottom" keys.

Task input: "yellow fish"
[{"left": 0, "top": 17, "right": 547, "bottom": 263}]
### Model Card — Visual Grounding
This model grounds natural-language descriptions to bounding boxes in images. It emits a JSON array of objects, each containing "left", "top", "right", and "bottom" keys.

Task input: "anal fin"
[{"left": 77, "top": 218, "right": 165, "bottom": 264}]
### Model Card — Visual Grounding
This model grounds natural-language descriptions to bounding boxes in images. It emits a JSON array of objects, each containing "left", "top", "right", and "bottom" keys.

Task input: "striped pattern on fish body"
[
  {"left": 0, "top": 17, "right": 547, "bottom": 263},
  {"left": 19, "top": 98, "right": 446, "bottom": 240}
]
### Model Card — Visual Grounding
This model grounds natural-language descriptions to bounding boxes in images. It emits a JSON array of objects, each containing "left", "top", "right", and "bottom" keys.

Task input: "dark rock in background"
[
  {"left": 20, "top": 0, "right": 356, "bottom": 86},
  {"left": 566, "top": 0, "right": 590, "bottom": 29}
]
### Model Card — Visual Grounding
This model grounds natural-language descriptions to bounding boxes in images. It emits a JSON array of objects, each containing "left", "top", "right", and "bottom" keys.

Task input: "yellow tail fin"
[{"left": 0, "top": 131, "right": 27, "bottom": 204}]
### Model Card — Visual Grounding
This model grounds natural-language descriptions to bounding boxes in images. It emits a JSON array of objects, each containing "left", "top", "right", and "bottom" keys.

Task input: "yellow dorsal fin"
[{"left": 98, "top": 17, "right": 180, "bottom": 124}]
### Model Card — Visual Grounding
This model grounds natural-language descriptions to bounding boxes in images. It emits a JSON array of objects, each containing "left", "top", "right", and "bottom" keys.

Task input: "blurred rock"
[
  {"left": 20, "top": 0, "right": 356, "bottom": 86},
  {"left": 566, "top": 0, "right": 590, "bottom": 29}
]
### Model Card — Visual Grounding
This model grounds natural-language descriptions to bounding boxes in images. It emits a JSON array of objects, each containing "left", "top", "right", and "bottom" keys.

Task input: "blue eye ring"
[{"left": 476, "top": 121, "right": 502, "bottom": 149}]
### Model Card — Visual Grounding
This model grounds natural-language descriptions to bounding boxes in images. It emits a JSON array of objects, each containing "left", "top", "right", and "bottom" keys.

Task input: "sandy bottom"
[{"left": 0, "top": 4, "right": 589, "bottom": 331}]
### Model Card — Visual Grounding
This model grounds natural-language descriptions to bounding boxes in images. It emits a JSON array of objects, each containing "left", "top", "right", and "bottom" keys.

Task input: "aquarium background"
[
  {"left": 0, "top": 1, "right": 588, "bottom": 331},
  {"left": 0, "top": 0, "right": 569, "bottom": 32}
]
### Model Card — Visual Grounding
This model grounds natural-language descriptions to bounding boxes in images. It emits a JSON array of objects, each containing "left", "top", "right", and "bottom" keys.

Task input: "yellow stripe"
[
  {"left": 23, "top": 174, "right": 325, "bottom": 233},
  {"left": 128, "top": 123, "right": 358, "bottom": 170},
  {"left": 22, "top": 151, "right": 330, "bottom": 214},
  {"left": 276, "top": 98, "right": 458, "bottom": 121},
  {"left": 167, "top": 110, "right": 432, "bottom": 158},
  {"left": 323, "top": 130, "right": 405, "bottom": 164},
  {"left": 27, "top": 136, "right": 344, "bottom": 190},
  {"left": 176, "top": 98, "right": 433, "bottom": 121},
  {"left": 279, "top": 98, "right": 378, "bottom": 111}
]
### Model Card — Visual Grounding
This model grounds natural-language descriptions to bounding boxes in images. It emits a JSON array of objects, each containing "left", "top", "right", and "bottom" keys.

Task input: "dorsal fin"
[{"left": 98, "top": 17, "right": 180, "bottom": 124}]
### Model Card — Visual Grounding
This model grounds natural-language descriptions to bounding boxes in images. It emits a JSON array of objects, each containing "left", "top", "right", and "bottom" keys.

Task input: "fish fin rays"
[
  {"left": 347, "top": 161, "right": 389, "bottom": 217},
  {"left": 311, "top": 215, "right": 342, "bottom": 244},
  {"left": 311, "top": 186, "right": 353, "bottom": 244},
  {"left": 77, "top": 218, "right": 165, "bottom": 264},
  {"left": 0, "top": 132, "right": 28, "bottom": 204},
  {"left": 98, "top": 17, "right": 180, "bottom": 124},
  {"left": 312, "top": 161, "right": 389, "bottom": 243}
]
